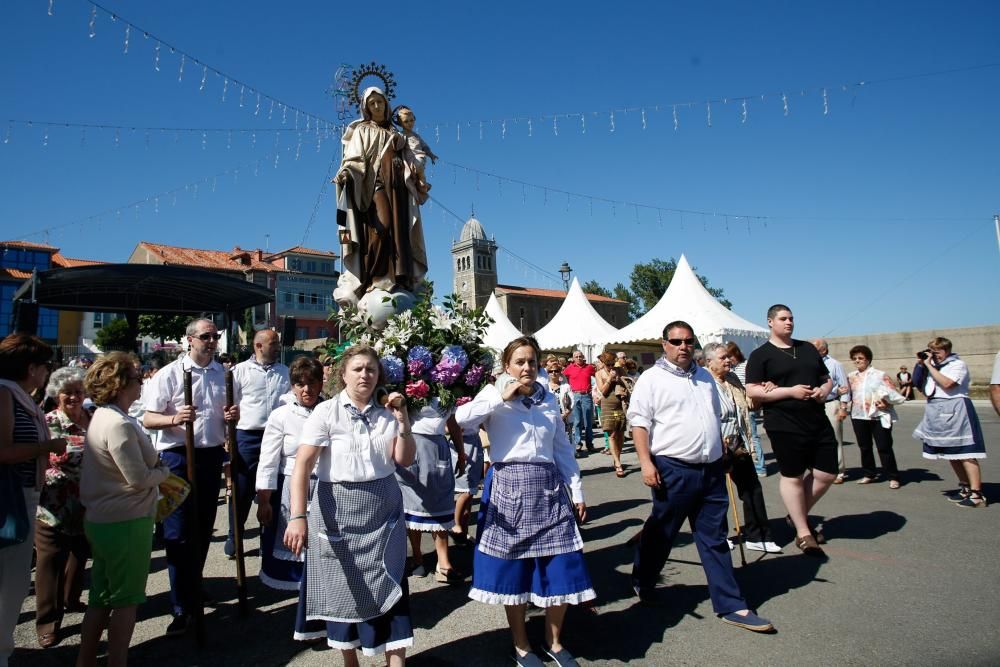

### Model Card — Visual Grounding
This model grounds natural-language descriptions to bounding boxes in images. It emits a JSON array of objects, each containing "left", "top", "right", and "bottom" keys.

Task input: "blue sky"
[{"left": 2, "top": 0, "right": 998, "bottom": 339}]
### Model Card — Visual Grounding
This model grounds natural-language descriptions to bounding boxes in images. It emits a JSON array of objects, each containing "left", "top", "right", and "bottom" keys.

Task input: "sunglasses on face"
[
  {"left": 192, "top": 332, "right": 222, "bottom": 341},
  {"left": 665, "top": 338, "right": 696, "bottom": 347}
]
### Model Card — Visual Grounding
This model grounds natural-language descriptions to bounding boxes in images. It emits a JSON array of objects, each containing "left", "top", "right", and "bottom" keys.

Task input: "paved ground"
[{"left": 11, "top": 401, "right": 1000, "bottom": 666}]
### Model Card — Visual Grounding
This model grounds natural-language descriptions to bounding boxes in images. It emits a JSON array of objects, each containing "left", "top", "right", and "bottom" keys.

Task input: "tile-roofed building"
[
  {"left": 1, "top": 241, "right": 69, "bottom": 341},
  {"left": 449, "top": 217, "right": 630, "bottom": 335},
  {"left": 128, "top": 241, "right": 340, "bottom": 343}
]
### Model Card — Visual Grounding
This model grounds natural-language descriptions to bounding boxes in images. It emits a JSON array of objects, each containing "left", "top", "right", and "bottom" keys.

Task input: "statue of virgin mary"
[{"left": 332, "top": 86, "right": 428, "bottom": 313}]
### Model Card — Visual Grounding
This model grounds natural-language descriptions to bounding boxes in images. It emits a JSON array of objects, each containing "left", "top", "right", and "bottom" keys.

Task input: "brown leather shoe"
[
  {"left": 794, "top": 534, "right": 825, "bottom": 557},
  {"left": 38, "top": 632, "right": 59, "bottom": 648}
]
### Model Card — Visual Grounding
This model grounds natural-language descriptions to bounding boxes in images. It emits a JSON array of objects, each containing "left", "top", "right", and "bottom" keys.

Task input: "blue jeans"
[
  {"left": 749, "top": 411, "right": 766, "bottom": 475},
  {"left": 632, "top": 455, "right": 747, "bottom": 614},
  {"left": 571, "top": 393, "right": 594, "bottom": 448}
]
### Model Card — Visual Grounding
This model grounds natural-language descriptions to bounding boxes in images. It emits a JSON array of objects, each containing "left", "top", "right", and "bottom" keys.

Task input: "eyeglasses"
[
  {"left": 192, "top": 332, "right": 222, "bottom": 341},
  {"left": 665, "top": 338, "right": 696, "bottom": 347}
]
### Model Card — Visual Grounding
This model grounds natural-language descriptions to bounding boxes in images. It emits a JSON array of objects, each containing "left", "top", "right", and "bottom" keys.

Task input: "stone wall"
[{"left": 825, "top": 324, "right": 999, "bottom": 386}]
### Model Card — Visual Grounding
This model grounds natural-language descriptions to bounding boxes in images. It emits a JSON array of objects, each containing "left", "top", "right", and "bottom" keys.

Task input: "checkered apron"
[
  {"left": 273, "top": 475, "right": 317, "bottom": 562},
  {"left": 303, "top": 475, "right": 406, "bottom": 623},
  {"left": 478, "top": 461, "right": 583, "bottom": 560}
]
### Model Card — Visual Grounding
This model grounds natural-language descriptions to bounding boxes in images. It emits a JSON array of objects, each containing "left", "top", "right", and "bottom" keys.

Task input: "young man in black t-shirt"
[{"left": 745, "top": 305, "right": 835, "bottom": 557}]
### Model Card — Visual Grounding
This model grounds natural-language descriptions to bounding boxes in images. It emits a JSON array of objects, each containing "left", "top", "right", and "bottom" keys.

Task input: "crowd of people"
[{"left": 1, "top": 305, "right": 996, "bottom": 666}]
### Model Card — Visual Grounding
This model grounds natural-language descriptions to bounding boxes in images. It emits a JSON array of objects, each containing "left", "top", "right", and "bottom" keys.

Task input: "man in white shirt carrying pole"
[
  {"left": 227, "top": 330, "right": 290, "bottom": 558},
  {"left": 143, "top": 317, "right": 239, "bottom": 637},
  {"left": 628, "top": 320, "right": 773, "bottom": 633}
]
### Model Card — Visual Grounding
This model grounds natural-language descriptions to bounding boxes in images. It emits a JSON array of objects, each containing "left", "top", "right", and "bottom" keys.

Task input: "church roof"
[
  {"left": 460, "top": 216, "right": 487, "bottom": 241},
  {"left": 496, "top": 284, "right": 627, "bottom": 304}
]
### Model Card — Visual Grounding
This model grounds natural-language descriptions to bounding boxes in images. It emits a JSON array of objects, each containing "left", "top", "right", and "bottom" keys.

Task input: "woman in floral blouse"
[{"left": 34, "top": 367, "right": 91, "bottom": 648}]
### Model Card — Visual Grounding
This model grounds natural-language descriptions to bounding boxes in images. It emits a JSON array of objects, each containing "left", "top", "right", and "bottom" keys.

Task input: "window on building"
[
  {"left": 310, "top": 293, "right": 319, "bottom": 305},
  {"left": 284, "top": 291, "right": 292, "bottom": 304},
  {"left": 306, "top": 260, "right": 317, "bottom": 273},
  {"left": 320, "top": 262, "right": 331, "bottom": 273},
  {"left": 296, "top": 327, "right": 309, "bottom": 341},
  {"left": 0, "top": 249, "right": 52, "bottom": 272},
  {"left": 543, "top": 308, "right": 549, "bottom": 322},
  {"left": 297, "top": 292, "right": 305, "bottom": 304},
  {"left": 290, "top": 258, "right": 302, "bottom": 271},
  {"left": 318, "top": 327, "right": 328, "bottom": 338}
]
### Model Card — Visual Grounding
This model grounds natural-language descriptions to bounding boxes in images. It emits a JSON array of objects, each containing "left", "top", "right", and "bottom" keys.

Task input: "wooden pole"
[
  {"left": 183, "top": 369, "right": 206, "bottom": 646},
  {"left": 725, "top": 472, "right": 747, "bottom": 567},
  {"left": 225, "top": 370, "right": 249, "bottom": 616}
]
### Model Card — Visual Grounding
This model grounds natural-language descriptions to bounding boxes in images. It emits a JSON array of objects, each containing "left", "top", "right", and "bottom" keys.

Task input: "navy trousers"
[
  {"left": 161, "top": 445, "right": 225, "bottom": 616},
  {"left": 227, "top": 428, "right": 263, "bottom": 547},
  {"left": 632, "top": 455, "right": 746, "bottom": 615}
]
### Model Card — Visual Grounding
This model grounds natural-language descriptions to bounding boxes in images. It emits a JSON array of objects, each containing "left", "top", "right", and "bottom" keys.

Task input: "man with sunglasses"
[
  {"left": 627, "top": 321, "right": 774, "bottom": 633},
  {"left": 143, "top": 317, "right": 240, "bottom": 637}
]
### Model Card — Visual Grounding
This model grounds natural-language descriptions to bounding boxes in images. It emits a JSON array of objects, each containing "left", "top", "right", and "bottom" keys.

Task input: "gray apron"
[{"left": 303, "top": 475, "right": 406, "bottom": 623}]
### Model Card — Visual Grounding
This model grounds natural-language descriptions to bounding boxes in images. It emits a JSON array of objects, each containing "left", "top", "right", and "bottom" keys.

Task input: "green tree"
[
  {"left": 612, "top": 282, "right": 639, "bottom": 320},
  {"left": 94, "top": 318, "right": 136, "bottom": 352},
  {"left": 138, "top": 314, "right": 190, "bottom": 345},
  {"left": 629, "top": 258, "right": 731, "bottom": 317},
  {"left": 243, "top": 308, "right": 256, "bottom": 345},
  {"left": 580, "top": 279, "right": 612, "bottom": 298}
]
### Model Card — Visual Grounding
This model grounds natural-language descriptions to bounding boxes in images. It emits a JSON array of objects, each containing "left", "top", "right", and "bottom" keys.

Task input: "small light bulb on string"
[
  {"left": 251, "top": 131, "right": 256, "bottom": 149},
  {"left": 501, "top": 120, "right": 506, "bottom": 140},
  {"left": 295, "top": 134, "right": 302, "bottom": 160},
  {"left": 269, "top": 100, "right": 275, "bottom": 120},
  {"left": 88, "top": 6, "right": 97, "bottom": 38},
  {"left": 565, "top": 193, "right": 570, "bottom": 212},
  {"left": 154, "top": 42, "right": 160, "bottom": 71},
  {"left": 211, "top": 177, "right": 217, "bottom": 193},
  {"left": 144, "top": 130, "right": 150, "bottom": 148},
  {"left": 522, "top": 184, "right": 526, "bottom": 205},
  {"left": 255, "top": 93, "right": 261, "bottom": 116},
  {"left": 123, "top": 25, "right": 129, "bottom": 54},
  {"left": 741, "top": 100, "right": 748, "bottom": 124},
  {"left": 479, "top": 121, "right": 484, "bottom": 141},
  {"left": 316, "top": 133, "right": 322, "bottom": 152},
  {"left": 171, "top": 193, "right": 177, "bottom": 207},
  {"left": 227, "top": 131, "right": 232, "bottom": 150},
  {"left": 178, "top": 54, "right": 185, "bottom": 82},
  {"left": 553, "top": 116, "right": 558, "bottom": 136},
  {"left": 306, "top": 116, "right": 311, "bottom": 133},
  {"left": 42, "top": 128, "right": 48, "bottom": 147},
  {"left": 528, "top": 119, "right": 533, "bottom": 137},
  {"left": 475, "top": 173, "right": 480, "bottom": 191},
  {"left": 240, "top": 85, "right": 245, "bottom": 108},
  {"left": 222, "top": 78, "right": 229, "bottom": 102},
  {"left": 233, "top": 168, "right": 239, "bottom": 185},
  {"left": 193, "top": 183, "right": 199, "bottom": 199},
  {"left": 706, "top": 102, "right": 712, "bottom": 127},
  {"left": 673, "top": 105, "right": 679, "bottom": 131},
  {"left": 201, "top": 132, "right": 206, "bottom": 150},
  {"left": 782, "top": 93, "right": 789, "bottom": 116},
  {"left": 641, "top": 108, "right": 647, "bottom": 130},
  {"left": 580, "top": 114, "right": 586, "bottom": 134},
  {"left": 254, "top": 161, "right": 259, "bottom": 177},
  {"left": 282, "top": 105, "right": 287, "bottom": 124},
  {"left": 610, "top": 111, "right": 616, "bottom": 133},
  {"left": 294, "top": 109, "right": 299, "bottom": 129},
  {"left": 822, "top": 88, "right": 829, "bottom": 115},
  {"left": 274, "top": 152, "right": 280, "bottom": 169},
  {"left": 154, "top": 197, "right": 159, "bottom": 214},
  {"left": 200, "top": 66, "right": 207, "bottom": 91},
  {"left": 658, "top": 210, "right": 663, "bottom": 227},
  {"left": 435, "top": 125, "right": 440, "bottom": 143},
  {"left": 48, "top": 0, "right": 54, "bottom": 16},
  {"left": 114, "top": 128, "right": 120, "bottom": 148},
  {"left": 612, "top": 202, "right": 616, "bottom": 218},
  {"left": 457, "top": 124, "right": 461, "bottom": 143}
]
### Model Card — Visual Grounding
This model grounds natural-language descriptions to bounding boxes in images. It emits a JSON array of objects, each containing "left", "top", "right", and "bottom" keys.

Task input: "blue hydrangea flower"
[
  {"left": 380, "top": 355, "right": 404, "bottom": 384},
  {"left": 440, "top": 345, "right": 470, "bottom": 372},
  {"left": 407, "top": 346, "right": 433, "bottom": 375}
]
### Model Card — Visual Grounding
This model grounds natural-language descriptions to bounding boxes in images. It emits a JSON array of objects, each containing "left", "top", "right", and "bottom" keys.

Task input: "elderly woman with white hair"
[{"left": 34, "top": 366, "right": 92, "bottom": 648}]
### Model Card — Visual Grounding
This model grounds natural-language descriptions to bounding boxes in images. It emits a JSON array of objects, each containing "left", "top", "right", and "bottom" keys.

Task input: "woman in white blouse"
[
  {"left": 456, "top": 336, "right": 594, "bottom": 667},
  {"left": 284, "top": 345, "right": 414, "bottom": 667},
  {"left": 255, "top": 356, "right": 324, "bottom": 592}
]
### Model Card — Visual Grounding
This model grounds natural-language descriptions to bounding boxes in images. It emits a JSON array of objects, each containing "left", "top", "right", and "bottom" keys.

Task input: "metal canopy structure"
[{"left": 13, "top": 264, "right": 274, "bottom": 314}]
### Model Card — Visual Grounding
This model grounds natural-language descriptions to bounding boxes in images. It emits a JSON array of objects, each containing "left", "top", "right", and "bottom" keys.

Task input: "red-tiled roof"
[
  {"left": 1, "top": 240, "right": 57, "bottom": 251},
  {"left": 0, "top": 268, "right": 32, "bottom": 280},
  {"left": 496, "top": 284, "right": 628, "bottom": 304},
  {"left": 50, "top": 253, "right": 107, "bottom": 268},
  {"left": 135, "top": 242, "right": 284, "bottom": 273},
  {"left": 267, "top": 245, "right": 338, "bottom": 259}
]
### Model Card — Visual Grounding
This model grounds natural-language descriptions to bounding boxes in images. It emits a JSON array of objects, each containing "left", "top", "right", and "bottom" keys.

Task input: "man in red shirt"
[{"left": 563, "top": 350, "right": 597, "bottom": 456}]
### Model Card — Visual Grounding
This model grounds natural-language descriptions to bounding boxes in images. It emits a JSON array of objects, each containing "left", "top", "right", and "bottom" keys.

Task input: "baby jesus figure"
[{"left": 393, "top": 105, "right": 438, "bottom": 203}]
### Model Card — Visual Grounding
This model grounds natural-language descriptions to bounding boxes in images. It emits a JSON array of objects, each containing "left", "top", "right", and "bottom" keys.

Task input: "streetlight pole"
[{"left": 558, "top": 261, "right": 573, "bottom": 292}]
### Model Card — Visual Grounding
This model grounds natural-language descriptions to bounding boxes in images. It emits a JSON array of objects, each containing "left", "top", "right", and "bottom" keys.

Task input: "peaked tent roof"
[
  {"left": 534, "top": 277, "right": 621, "bottom": 350},
  {"left": 605, "top": 255, "right": 768, "bottom": 351},
  {"left": 483, "top": 293, "right": 523, "bottom": 353}
]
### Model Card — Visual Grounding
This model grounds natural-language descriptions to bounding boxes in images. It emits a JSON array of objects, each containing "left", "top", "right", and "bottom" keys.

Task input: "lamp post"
[{"left": 558, "top": 262, "right": 573, "bottom": 292}]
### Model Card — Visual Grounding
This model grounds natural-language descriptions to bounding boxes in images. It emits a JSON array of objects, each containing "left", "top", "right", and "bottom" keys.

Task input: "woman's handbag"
[{"left": 0, "top": 464, "right": 29, "bottom": 549}]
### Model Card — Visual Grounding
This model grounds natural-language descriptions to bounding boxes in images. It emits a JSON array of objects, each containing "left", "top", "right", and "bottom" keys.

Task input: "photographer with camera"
[
  {"left": 912, "top": 337, "right": 987, "bottom": 508},
  {"left": 705, "top": 343, "right": 780, "bottom": 553}
]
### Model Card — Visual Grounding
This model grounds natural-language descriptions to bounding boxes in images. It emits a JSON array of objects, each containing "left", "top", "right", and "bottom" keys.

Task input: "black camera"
[{"left": 916, "top": 350, "right": 930, "bottom": 360}]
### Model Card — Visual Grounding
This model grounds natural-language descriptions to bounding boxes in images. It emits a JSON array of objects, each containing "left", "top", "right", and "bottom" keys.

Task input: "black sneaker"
[
  {"left": 632, "top": 583, "right": 667, "bottom": 607},
  {"left": 165, "top": 614, "right": 189, "bottom": 638},
  {"left": 945, "top": 486, "right": 971, "bottom": 503},
  {"left": 955, "top": 492, "right": 987, "bottom": 508}
]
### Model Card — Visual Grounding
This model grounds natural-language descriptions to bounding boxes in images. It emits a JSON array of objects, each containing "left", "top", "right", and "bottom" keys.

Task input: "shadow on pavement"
[{"left": 817, "top": 510, "right": 906, "bottom": 541}]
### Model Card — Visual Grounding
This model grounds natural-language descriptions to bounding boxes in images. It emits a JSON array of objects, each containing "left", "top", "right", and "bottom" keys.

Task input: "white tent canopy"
[
  {"left": 482, "top": 292, "right": 523, "bottom": 354},
  {"left": 534, "top": 277, "right": 621, "bottom": 356},
  {"left": 606, "top": 254, "right": 769, "bottom": 355}
]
